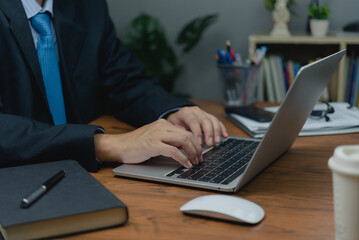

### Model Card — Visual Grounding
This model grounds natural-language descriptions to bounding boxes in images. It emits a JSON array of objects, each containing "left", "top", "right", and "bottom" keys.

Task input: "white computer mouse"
[{"left": 180, "top": 194, "right": 265, "bottom": 224}]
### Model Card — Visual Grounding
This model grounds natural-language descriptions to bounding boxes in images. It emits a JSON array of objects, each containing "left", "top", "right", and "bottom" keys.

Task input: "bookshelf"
[{"left": 249, "top": 32, "right": 359, "bottom": 102}]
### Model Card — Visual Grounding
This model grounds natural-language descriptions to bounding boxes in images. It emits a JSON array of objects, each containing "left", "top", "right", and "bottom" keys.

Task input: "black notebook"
[{"left": 0, "top": 160, "right": 128, "bottom": 240}]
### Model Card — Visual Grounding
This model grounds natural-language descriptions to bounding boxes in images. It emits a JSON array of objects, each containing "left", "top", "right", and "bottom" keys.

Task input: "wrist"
[
  {"left": 94, "top": 134, "right": 112, "bottom": 162},
  {"left": 94, "top": 133, "right": 129, "bottom": 163}
]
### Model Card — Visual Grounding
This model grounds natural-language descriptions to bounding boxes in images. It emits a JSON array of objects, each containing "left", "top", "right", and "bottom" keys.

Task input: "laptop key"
[
  {"left": 188, "top": 168, "right": 211, "bottom": 180},
  {"left": 221, "top": 164, "right": 248, "bottom": 185},
  {"left": 171, "top": 139, "right": 259, "bottom": 184},
  {"left": 166, "top": 166, "right": 185, "bottom": 177},
  {"left": 210, "top": 175, "right": 227, "bottom": 184},
  {"left": 210, "top": 162, "right": 243, "bottom": 184},
  {"left": 177, "top": 168, "right": 197, "bottom": 179},
  {"left": 188, "top": 172, "right": 206, "bottom": 180},
  {"left": 198, "top": 176, "right": 212, "bottom": 182},
  {"left": 199, "top": 173, "right": 217, "bottom": 182}
]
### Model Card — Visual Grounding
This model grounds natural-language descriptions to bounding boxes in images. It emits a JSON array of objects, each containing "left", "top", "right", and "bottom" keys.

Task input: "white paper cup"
[{"left": 328, "top": 145, "right": 359, "bottom": 240}]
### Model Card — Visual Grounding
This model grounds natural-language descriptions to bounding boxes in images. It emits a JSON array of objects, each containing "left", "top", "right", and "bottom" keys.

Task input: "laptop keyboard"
[{"left": 165, "top": 139, "right": 259, "bottom": 185}]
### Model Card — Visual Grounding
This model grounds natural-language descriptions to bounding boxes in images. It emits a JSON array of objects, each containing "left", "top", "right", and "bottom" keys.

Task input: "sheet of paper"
[{"left": 230, "top": 102, "right": 359, "bottom": 134}]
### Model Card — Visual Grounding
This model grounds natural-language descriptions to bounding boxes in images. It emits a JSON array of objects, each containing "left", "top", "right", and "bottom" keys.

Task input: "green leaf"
[
  {"left": 308, "top": 4, "right": 330, "bottom": 19},
  {"left": 263, "top": 0, "right": 276, "bottom": 10},
  {"left": 123, "top": 13, "right": 179, "bottom": 91},
  {"left": 123, "top": 12, "right": 219, "bottom": 93},
  {"left": 176, "top": 14, "right": 218, "bottom": 53}
]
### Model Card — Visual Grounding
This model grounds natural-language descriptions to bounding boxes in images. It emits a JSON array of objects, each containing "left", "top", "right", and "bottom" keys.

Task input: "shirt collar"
[{"left": 21, "top": 0, "right": 54, "bottom": 20}]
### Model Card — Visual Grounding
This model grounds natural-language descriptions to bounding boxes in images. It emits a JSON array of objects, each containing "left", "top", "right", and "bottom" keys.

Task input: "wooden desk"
[{"left": 62, "top": 100, "right": 359, "bottom": 240}]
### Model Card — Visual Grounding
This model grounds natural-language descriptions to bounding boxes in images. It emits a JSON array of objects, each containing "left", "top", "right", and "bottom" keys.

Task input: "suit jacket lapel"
[
  {"left": 53, "top": 0, "right": 86, "bottom": 122},
  {"left": 0, "top": 0, "right": 47, "bottom": 101},
  {"left": 53, "top": 0, "right": 86, "bottom": 78},
  {"left": 0, "top": 0, "right": 86, "bottom": 122}
]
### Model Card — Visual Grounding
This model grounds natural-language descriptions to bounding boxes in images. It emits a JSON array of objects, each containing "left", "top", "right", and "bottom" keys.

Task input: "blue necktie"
[{"left": 30, "top": 13, "right": 67, "bottom": 125}]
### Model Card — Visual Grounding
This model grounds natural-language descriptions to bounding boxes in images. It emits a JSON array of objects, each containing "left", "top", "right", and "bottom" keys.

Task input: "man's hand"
[
  {"left": 166, "top": 106, "right": 228, "bottom": 146},
  {"left": 94, "top": 119, "right": 202, "bottom": 168}
]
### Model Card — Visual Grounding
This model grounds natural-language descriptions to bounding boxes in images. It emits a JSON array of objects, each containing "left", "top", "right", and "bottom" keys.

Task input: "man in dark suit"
[{"left": 0, "top": 0, "right": 228, "bottom": 171}]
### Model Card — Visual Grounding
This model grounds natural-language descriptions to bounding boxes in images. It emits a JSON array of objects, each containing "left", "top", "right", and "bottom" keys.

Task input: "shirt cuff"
[
  {"left": 158, "top": 107, "right": 182, "bottom": 119},
  {"left": 95, "top": 127, "right": 106, "bottom": 134}
]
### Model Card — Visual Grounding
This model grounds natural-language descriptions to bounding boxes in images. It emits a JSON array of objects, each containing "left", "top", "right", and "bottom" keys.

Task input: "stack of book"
[
  {"left": 337, "top": 53, "right": 359, "bottom": 105},
  {"left": 261, "top": 55, "right": 302, "bottom": 102},
  {"left": 259, "top": 55, "right": 335, "bottom": 103}
]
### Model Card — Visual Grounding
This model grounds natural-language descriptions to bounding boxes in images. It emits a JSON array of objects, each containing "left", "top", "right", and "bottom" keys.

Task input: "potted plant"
[
  {"left": 308, "top": 3, "right": 330, "bottom": 37},
  {"left": 123, "top": 13, "right": 218, "bottom": 96}
]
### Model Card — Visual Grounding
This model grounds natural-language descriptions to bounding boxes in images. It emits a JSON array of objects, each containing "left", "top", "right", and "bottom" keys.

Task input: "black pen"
[{"left": 21, "top": 170, "right": 65, "bottom": 208}]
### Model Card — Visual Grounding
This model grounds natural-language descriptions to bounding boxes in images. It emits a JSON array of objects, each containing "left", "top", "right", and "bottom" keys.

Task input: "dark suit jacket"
[{"left": 0, "top": 0, "right": 193, "bottom": 171}]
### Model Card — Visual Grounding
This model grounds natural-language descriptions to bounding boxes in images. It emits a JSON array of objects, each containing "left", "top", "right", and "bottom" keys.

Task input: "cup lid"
[{"left": 328, "top": 145, "right": 359, "bottom": 176}]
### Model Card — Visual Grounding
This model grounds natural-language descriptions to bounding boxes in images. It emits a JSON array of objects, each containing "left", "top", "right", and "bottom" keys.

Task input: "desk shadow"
[{"left": 182, "top": 212, "right": 265, "bottom": 226}]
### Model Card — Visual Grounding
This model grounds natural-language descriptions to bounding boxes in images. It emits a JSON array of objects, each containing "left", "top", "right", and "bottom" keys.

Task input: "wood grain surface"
[{"left": 59, "top": 99, "right": 359, "bottom": 240}]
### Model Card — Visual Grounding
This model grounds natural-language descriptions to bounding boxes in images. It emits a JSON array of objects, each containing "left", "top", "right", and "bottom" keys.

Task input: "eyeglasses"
[{"left": 310, "top": 101, "right": 335, "bottom": 122}]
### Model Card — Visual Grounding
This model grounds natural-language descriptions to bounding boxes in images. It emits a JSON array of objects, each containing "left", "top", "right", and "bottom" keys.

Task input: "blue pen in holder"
[{"left": 217, "top": 63, "right": 263, "bottom": 107}]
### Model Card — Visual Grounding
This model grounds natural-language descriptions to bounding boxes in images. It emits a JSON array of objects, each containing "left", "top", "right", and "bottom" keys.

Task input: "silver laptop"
[{"left": 113, "top": 49, "right": 345, "bottom": 192}]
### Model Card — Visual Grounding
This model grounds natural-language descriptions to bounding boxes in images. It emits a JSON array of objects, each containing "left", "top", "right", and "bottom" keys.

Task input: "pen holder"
[{"left": 217, "top": 63, "right": 262, "bottom": 107}]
